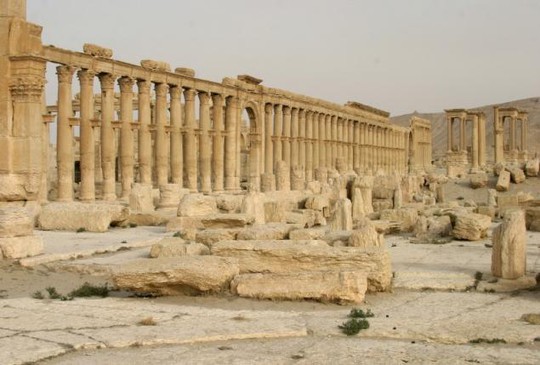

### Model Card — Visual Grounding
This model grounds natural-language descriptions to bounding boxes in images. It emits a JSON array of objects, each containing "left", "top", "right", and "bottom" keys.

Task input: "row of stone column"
[
  {"left": 55, "top": 65, "right": 242, "bottom": 201},
  {"left": 494, "top": 107, "right": 528, "bottom": 164},
  {"left": 446, "top": 112, "right": 487, "bottom": 169},
  {"left": 262, "top": 104, "right": 408, "bottom": 188}
]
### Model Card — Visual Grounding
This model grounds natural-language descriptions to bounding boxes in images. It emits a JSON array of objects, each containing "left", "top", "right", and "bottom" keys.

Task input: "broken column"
[{"left": 491, "top": 209, "right": 526, "bottom": 279}]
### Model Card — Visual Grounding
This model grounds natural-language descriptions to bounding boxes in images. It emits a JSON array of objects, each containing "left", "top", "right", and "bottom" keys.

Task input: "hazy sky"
[{"left": 28, "top": 0, "right": 540, "bottom": 116}]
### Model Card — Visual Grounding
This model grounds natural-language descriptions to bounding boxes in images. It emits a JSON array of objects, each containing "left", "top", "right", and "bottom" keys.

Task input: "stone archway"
[{"left": 239, "top": 102, "right": 261, "bottom": 190}]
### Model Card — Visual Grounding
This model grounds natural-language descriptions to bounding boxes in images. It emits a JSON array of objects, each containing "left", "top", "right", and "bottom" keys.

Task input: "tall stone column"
[
  {"left": 264, "top": 103, "right": 274, "bottom": 175},
  {"left": 225, "top": 96, "right": 238, "bottom": 191},
  {"left": 520, "top": 118, "right": 526, "bottom": 152},
  {"left": 137, "top": 80, "right": 152, "bottom": 186},
  {"left": 510, "top": 116, "right": 516, "bottom": 152},
  {"left": 348, "top": 120, "right": 354, "bottom": 170},
  {"left": 98, "top": 73, "right": 116, "bottom": 201},
  {"left": 318, "top": 113, "right": 326, "bottom": 168},
  {"left": 493, "top": 107, "right": 503, "bottom": 164},
  {"left": 337, "top": 118, "right": 344, "bottom": 163},
  {"left": 199, "top": 91, "right": 211, "bottom": 193},
  {"left": 291, "top": 108, "right": 299, "bottom": 167},
  {"left": 118, "top": 76, "right": 135, "bottom": 198},
  {"left": 298, "top": 109, "right": 306, "bottom": 170},
  {"left": 281, "top": 106, "right": 291, "bottom": 167},
  {"left": 183, "top": 88, "right": 197, "bottom": 191},
  {"left": 170, "top": 85, "right": 183, "bottom": 185},
  {"left": 325, "top": 115, "right": 332, "bottom": 167},
  {"left": 56, "top": 65, "right": 75, "bottom": 201},
  {"left": 212, "top": 93, "right": 225, "bottom": 192},
  {"left": 331, "top": 116, "right": 338, "bottom": 168},
  {"left": 305, "top": 111, "right": 313, "bottom": 181},
  {"left": 471, "top": 115, "right": 479, "bottom": 170},
  {"left": 459, "top": 117, "right": 465, "bottom": 151},
  {"left": 78, "top": 70, "right": 96, "bottom": 201},
  {"left": 154, "top": 83, "right": 169, "bottom": 187},
  {"left": 446, "top": 117, "right": 452, "bottom": 152},
  {"left": 273, "top": 104, "right": 283, "bottom": 166},
  {"left": 312, "top": 112, "right": 319, "bottom": 171}
]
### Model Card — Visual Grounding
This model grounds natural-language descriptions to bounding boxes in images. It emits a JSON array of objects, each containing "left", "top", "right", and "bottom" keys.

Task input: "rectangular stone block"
[
  {"left": 231, "top": 271, "right": 368, "bottom": 304},
  {"left": 0, "top": 235, "right": 43, "bottom": 259},
  {"left": 211, "top": 240, "right": 391, "bottom": 292}
]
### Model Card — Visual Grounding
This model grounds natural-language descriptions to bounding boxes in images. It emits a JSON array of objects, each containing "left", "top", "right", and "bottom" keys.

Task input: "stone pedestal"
[
  {"left": 260, "top": 173, "right": 276, "bottom": 192},
  {"left": 446, "top": 151, "right": 468, "bottom": 177},
  {"left": 158, "top": 184, "right": 188, "bottom": 210},
  {"left": 275, "top": 161, "right": 290, "bottom": 191},
  {"left": 290, "top": 165, "right": 305, "bottom": 191}
]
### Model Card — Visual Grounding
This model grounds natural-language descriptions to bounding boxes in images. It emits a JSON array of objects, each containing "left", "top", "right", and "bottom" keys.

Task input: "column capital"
[
  {"left": 118, "top": 76, "right": 135, "bottom": 93},
  {"left": 211, "top": 93, "right": 224, "bottom": 105},
  {"left": 56, "top": 65, "right": 76, "bottom": 83},
  {"left": 291, "top": 107, "right": 299, "bottom": 117},
  {"left": 98, "top": 73, "right": 116, "bottom": 90},
  {"left": 226, "top": 95, "right": 238, "bottom": 107},
  {"left": 170, "top": 84, "right": 182, "bottom": 99},
  {"left": 283, "top": 105, "right": 291, "bottom": 115},
  {"left": 274, "top": 104, "right": 282, "bottom": 112},
  {"left": 265, "top": 103, "right": 273, "bottom": 113},
  {"left": 184, "top": 88, "right": 197, "bottom": 101},
  {"left": 77, "top": 69, "right": 96, "bottom": 86},
  {"left": 136, "top": 79, "right": 151, "bottom": 94},
  {"left": 298, "top": 109, "right": 306, "bottom": 118},
  {"left": 9, "top": 75, "right": 45, "bottom": 102},
  {"left": 198, "top": 91, "right": 211, "bottom": 104},
  {"left": 155, "top": 82, "right": 169, "bottom": 97}
]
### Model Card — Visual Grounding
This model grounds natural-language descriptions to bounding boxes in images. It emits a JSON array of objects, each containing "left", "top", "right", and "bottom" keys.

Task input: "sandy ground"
[{"left": 1, "top": 175, "right": 540, "bottom": 364}]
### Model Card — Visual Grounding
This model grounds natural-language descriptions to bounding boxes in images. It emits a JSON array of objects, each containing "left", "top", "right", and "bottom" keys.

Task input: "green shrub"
[
  {"left": 469, "top": 338, "right": 506, "bottom": 344},
  {"left": 348, "top": 308, "right": 374, "bottom": 319},
  {"left": 339, "top": 318, "right": 370, "bottom": 336},
  {"left": 68, "top": 282, "right": 109, "bottom": 298},
  {"left": 46, "top": 286, "right": 61, "bottom": 299},
  {"left": 32, "top": 291, "right": 44, "bottom": 299}
]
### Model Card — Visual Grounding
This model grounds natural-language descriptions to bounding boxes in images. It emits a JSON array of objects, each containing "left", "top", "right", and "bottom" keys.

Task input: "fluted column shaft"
[
  {"left": 212, "top": 94, "right": 225, "bottom": 191},
  {"left": 273, "top": 105, "right": 283, "bottom": 165},
  {"left": 291, "top": 108, "right": 299, "bottom": 167},
  {"left": 348, "top": 120, "right": 354, "bottom": 170},
  {"left": 510, "top": 116, "right": 516, "bottom": 151},
  {"left": 353, "top": 121, "right": 360, "bottom": 170},
  {"left": 98, "top": 73, "right": 116, "bottom": 200},
  {"left": 225, "top": 96, "right": 238, "bottom": 190},
  {"left": 305, "top": 111, "right": 313, "bottom": 181},
  {"left": 331, "top": 116, "right": 337, "bottom": 168},
  {"left": 325, "top": 115, "right": 332, "bottom": 167},
  {"left": 199, "top": 91, "right": 211, "bottom": 193},
  {"left": 78, "top": 70, "right": 96, "bottom": 201},
  {"left": 118, "top": 77, "right": 135, "bottom": 198},
  {"left": 264, "top": 103, "right": 273, "bottom": 174},
  {"left": 312, "top": 113, "right": 319, "bottom": 170},
  {"left": 183, "top": 88, "right": 197, "bottom": 191},
  {"left": 446, "top": 117, "right": 452, "bottom": 152},
  {"left": 170, "top": 86, "right": 183, "bottom": 185},
  {"left": 298, "top": 110, "right": 306, "bottom": 170},
  {"left": 56, "top": 66, "right": 75, "bottom": 201},
  {"left": 318, "top": 113, "right": 326, "bottom": 168},
  {"left": 154, "top": 83, "right": 169, "bottom": 186},
  {"left": 137, "top": 80, "right": 152, "bottom": 185}
]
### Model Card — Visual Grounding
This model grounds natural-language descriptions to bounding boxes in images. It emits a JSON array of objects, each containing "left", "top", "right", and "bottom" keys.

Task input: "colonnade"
[{"left": 445, "top": 109, "right": 486, "bottom": 172}]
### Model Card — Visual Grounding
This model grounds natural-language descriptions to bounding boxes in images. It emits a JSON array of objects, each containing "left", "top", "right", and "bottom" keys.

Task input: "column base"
[{"left": 261, "top": 174, "right": 276, "bottom": 192}]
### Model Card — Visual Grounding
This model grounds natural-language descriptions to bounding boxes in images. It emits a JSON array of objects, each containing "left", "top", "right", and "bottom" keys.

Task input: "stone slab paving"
[{"left": 2, "top": 289, "right": 538, "bottom": 364}]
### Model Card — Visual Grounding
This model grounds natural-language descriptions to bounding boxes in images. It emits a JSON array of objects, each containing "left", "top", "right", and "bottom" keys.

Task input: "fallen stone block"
[
  {"left": 166, "top": 216, "right": 204, "bottom": 232},
  {"left": 217, "top": 194, "right": 243, "bottom": 213},
  {"left": 330, "top": 198, "right": 352, "bottom": 231},
  {"left": 498, "top": 195, "right": 519, "bottom": 217},
  {"left": 348, "top": 218, "right": 382, "bottom": 248},
  {"left": 492, "top": 209, "right": 526, "bottom": 279},
  {"left": 470, "top": 173, "right": 488, "bottom": 189},
  {"left": 322, "top": 230, "right": 352, "bottom": 246},
  {"left": 0, "top": 206, "right": 33, "bottom": 238},
  {"left": 477, "top": 206, "right": 496, "bottom": 219},
  {"left": 177, "top": 194, "right": 217, "bottom": 217},
  {"left": 525, "top": 159, "right": 539, "bottom": 177},
  {"left": 112, "top": 256, "right": 239, "bottom": 295},
  {"left": 525, "top": 207, "right": 540, "bottom": 231},
  {"left": 379, "top": 207, "right": 418, "bottom": 233},
  {"left": 149, "top": 238, "right": 209, "bottom": 258},
  {"left": 38, "top": 202, "right": 128, "bottom": 232},
  {"left": 231, "top": 271, "right": 368, "bottom": 304},
  {"left": 200, "top": 213, "right": 254, "bottom": 229},
  {"left": 0, "top": 236, "right": 43, "bottom": 259},
  {"left": 289, "top": 227, "right": 328, "bottom": 240},
  {"left": 129, "top": 183, "right": 154, "bottom": 213},
  {"left": 195, "top": 229, "right": 239, "bottom": 246},
  {"left": 496, "top": 170, "right": 511, "bottom": 192},
  {"left": 509, "top": 167, "right": 526, "bottom": 184},
  {"left": 237, "top": 223, "right": 293, "bottom": 240},
  {"left": 452, "top": 213, "right": 491, "bottom": 241},
  {"left": 211, "top": 240, "right": 391, "bottom": 292},
  {"left": 240, "top": 192, "right": 265, "bottom": 223}
]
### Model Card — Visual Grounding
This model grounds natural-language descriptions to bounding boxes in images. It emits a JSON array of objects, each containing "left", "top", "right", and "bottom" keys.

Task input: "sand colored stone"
[
  {"left": 452, "top": 212, "right": 491, "bottom": 241},
  {"left": 38, "top": 203, "right": 129, "bottom": 232},
  {"left": 492, "top": 209, "right": 527, "bottom": 279}
]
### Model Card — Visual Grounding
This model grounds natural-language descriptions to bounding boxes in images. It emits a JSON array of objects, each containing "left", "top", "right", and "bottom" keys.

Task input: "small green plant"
[
  {"left": 469, "top": 338, "right": 506, "bottom": 344},
  {"left": 173, "top": 231, "right": 182, "bottom": 237},
  {"left": 76, "top": 227, "right": 86, "bottom": 233},
  {"left": 68, "top": 282, "right": 109, "bottom": 298},
  {"left": 32, "top": 291, "right": 44, "bottom": 299},
  {"left": 129, "top": 222, "right": 138, "bottom": 228},
  {"left": 46, "top": 286, "right": 61, "bottom": 299},
  {"left": 348, "top": 308, "right": 374, "bottom": 319},
  {"left": 339, "top": 318, "right": 370, "bottom": 336},
  {"left": 474, "top": 271, "right": 483, "bottom": 281}
]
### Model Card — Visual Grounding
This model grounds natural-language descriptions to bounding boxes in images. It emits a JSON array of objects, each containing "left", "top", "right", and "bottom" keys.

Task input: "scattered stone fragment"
[
  {"left": 452, "top": 213, "right": 491, "bottom": 241},
  {"left": 496, "top": 170, "right": 511, "bottom": 192}
]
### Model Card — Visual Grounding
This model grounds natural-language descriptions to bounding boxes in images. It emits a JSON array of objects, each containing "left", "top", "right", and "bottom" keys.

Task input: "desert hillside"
[{"left": 390, "top": 97, "right": 540, "bottom": 163}]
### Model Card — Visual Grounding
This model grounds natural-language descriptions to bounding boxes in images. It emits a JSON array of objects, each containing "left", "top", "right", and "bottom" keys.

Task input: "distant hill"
[{"left": 390, "top": 97, "right": 540, "bottom": 163}]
